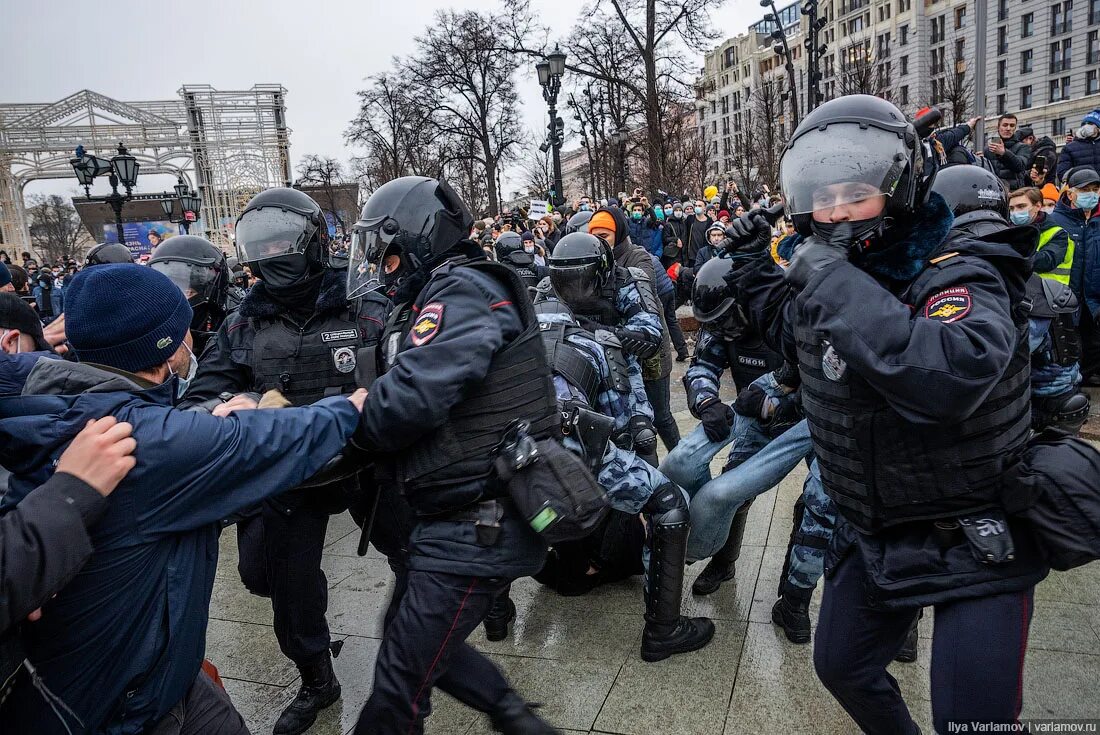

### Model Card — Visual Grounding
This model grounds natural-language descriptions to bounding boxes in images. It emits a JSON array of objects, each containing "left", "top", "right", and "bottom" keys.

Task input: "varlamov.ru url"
[{"left": 945, "top": 722, "right": 1100, "bottom": 733}]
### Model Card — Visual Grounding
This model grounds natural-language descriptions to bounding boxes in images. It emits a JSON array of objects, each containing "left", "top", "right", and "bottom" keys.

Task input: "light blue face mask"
[
  {"left": 1076, "top": 192, "right": 1100, "bottom": 211},
  {"left": 1009, "top": 210, "right": 1034, "bottom": 226},
  {"left": 172, "top": 343, "right": 198, "bottom": 399}
]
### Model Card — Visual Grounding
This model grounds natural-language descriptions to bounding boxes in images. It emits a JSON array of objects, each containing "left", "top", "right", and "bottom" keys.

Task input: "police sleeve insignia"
[
  {"left": 410, "top": 302, "right": 444, "bottom": 346},
  {"left": 923, "top": 287, "right": 972, "bottom": 323}
]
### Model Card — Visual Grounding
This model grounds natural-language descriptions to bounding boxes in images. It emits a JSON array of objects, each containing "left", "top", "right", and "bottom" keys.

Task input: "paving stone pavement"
[{"left": 210, "top": 351, "right": 1100, "bottom": 735}]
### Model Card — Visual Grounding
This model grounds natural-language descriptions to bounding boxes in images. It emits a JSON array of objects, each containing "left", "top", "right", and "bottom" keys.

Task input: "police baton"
[{"left": 354, "top": 346, "right": 381, "bottom": 557}]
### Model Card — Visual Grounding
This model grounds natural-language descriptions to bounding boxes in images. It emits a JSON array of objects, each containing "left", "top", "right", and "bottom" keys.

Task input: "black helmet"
[
  {"left": 148, "top": 235, "right": 230, "bottom": 339},
  {"left": 564, "top": 210, "right": 594, "bottom": 235},
  {"left": 85, "top": 242, "right": 134, "bottom": 266},
  {"left": 226, "top": 255, "right": 242, "bottom": 273},
  {"left": 548, "top": 232, "right": 613, "bottom": 308},
  {"left": 780, "top": 95, "right": 932, "bottom": 237},
  {"left": 235, "top": 187, "right": 330, "bottom": 269},
  {"left": 929, "top": 164, "right": 1009, "bottom": 229},
  {"left": 494, "top": 231, "right": 525, "bottom": 261},
  {"left": 691, "top": 256, "right": 747, "bottom": 339},
  {"left": 348, "top": 176, "right": 473, "bottom": 298}
]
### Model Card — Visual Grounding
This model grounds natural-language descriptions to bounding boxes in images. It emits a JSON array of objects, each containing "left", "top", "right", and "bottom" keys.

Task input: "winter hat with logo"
[
  {"left": 65, "top": 263, "right": 192, "bottom": 373},
  {"left": 1083, "top": 109, "right": 1100, "bottom": 128}
]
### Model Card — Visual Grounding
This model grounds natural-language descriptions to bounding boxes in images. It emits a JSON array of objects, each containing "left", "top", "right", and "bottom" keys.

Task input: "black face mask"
[
  {"left": 257, "top": 253, "right": 311, "bottom": 291},
  {"left": 811, "top": 216, "right": 886, "bottom": 251}
]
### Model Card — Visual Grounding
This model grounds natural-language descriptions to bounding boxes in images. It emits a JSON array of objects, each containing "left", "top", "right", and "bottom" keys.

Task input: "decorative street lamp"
[
  {"left": 161, "top": 176, "right": 203, "bottom": 234},
  {"left": 537, "top": 45, "right": 567, "bottom": 207},
  {"left": 760, "top": 0, "right": 801, "bottom": 128},
  {"left": 70, "top": 143, "right": 141, "bottom": 246}
]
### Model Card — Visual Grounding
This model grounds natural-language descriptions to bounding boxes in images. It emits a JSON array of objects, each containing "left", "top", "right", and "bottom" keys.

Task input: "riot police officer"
[
  {"left": 147, "top": 235, "right": 231, "bottom": 355},
  {"left": 563, "top": 209, "right": 594, "bottom": 236},
  {"left": 347, "top": 176, "right": 559, "bottom": 735},
  {"left": 226, "top": 255, "right": 249, "bottom": 310},
  {"left": 931, "top": 165, "right": 1090, "bottom": 434},
  {"left": 84, "top": 242, "right": 134, "bottom": 266},
  {"left": 494, "top": 230, "right": 547, "bottom": 293},
  {"left": 722, "top": 96, "right": 1048, "bottom": 734},
  {"left": 183, "top": 187, "right": 389, "bottom": 735},
  {"left": 537, "top": 232, "right": 664, "bottom": 465}
]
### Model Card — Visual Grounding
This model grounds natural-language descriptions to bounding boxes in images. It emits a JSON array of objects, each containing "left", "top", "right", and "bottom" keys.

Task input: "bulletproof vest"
[
  {"left": 796, "top": 255, "right": 1032, "bottom": 533},
  {"left": 570, "top": 266, "right": 631, "bottom": 328},
  {"left": 249, "top": 307, "right": 364, "bottom": 406},
  {"left": 503, "top": 255, "right": 543, "bottom": 293},
  {"left": 378, "top": 259, "right": 559, "bottom": 514},
  {"left": 722, "top": 332, "right": 785, "bottom": 394},
  {"left": 540, "top": 321, "right": 602, "bottom": 402}
]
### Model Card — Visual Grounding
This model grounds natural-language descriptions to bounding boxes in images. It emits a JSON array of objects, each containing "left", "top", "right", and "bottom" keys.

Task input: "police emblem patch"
[
  {"left": 924, "top": 287, "right": 971, "bottom": 323},
  {"left": 411, "top": 303, "right": 444, "bottom": 346},
  {"left": 332, "top": 346, "right": 356, "bottom": 374},
  {"left": 821, "top": 341, "right": 847, "bottom": 382}
]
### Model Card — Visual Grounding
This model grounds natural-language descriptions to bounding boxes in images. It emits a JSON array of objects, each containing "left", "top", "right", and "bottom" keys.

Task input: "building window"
[
  {"left": 997, "top": 59, "right": 1008, "bottom": 88},
  {"left": 955, "top": 38, "right": 965, "bottom": 65},
  {"left": 900, "top": 85, "right": 909, "bottom": 105},
  {"left": 998, "top": 0, "right": 1008, "bottom": 21},
  {"left": 897, "top": 0, "right": 910, "bottom": 12},
  {"left": 1052, "top": 1, "right": 1073, "bottom": 35},
  {"left": 1049, "top": 77, "right": 1071, "bottom": 102},
  {"left": 1020, "top": 85, "right": 1033, "bottom": 109},
  {"left": 930, "top": 15, "right": 946, "bottom": 43},
  {"left": 1091, "top": 0, "right": 1100, "bottom": 24},
  {"left": 1021, "top": 48, "right": 1033, "bottom": 73},
  {"left": 954, "top": 5, "right": 966, "bottom": 28},
  {"left": 1089, "top": 30, "right": 1099, "bottom": 64},
  {"left": 877, "top": 32, "right": 892, "bottom": 58},
  {"left": 997, "top": 25, "right": 1008, "bottom": 54},
  {"left": 996, "top": 94, "right": 1007, "bottom": 115},
  {"left": 1089, "top": 69, "right": 1100, "bottom": 94},
  {"left": 900, "top": 55, "right": 909, "bottom": 75},
  {"left": 899, "top": 24, "right": 909, "bottom": 45},
  {"left": 1022, "top": 13, "right": 1034, "bottom": 37},
  {"left": 1050, "top": 38, "right": 1072, "bottom": 72},
  {"left": 932, "top": 47, "right": 947, "bottom": 75},
  {"left": 1052, "top": 118, "right": 1067, "bottom": 138}
]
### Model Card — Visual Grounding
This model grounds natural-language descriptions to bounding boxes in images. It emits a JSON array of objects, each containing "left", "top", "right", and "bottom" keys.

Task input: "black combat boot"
[
  {"left": 640, "top": 509, "right": 716, "bottom": 662},
  {"left": 771, "top": 583, "right": 813, "bottom": 644},
  {"left": 483, "top": 586, "right": 516, "bottom": 642},
  {"left": 691, "top": 502, "right": 752, "bottom": 596},
  {"left": 273, "top": 651, "right": 341, "bottom": 735},
  {"left": 894, "top": 613, "right": 921, "bottom": 663},
  {"left": 490, "top": 692, "right": 563, "bottom": 734}
]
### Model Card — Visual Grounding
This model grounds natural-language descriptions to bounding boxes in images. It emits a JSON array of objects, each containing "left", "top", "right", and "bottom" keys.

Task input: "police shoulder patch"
[
  {"left": 411, "top": 302, "right": 444, "bottom": 346},
  {"left": 923, "top": 286, "right": 972, "bottom": 323}
]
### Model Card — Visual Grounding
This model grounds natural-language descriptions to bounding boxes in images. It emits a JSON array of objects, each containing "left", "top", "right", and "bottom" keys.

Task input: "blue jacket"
[
  {"left": 649, "top": 254, "right": 674, "bottom": 299},
  {"left": 0, "top": 351, "right": 58, "bottom": 396},
  {"left": 627, "top": 216, "right": 661, "bottom": 256},
  {"left": 1056, "top": 136, "right": 1100, "bottom": 184},
  {"left": 0, "top": 359, "right": 360, "bottom": 734},
  {"left": 1048, "top": 196, "right": 1100, "bottom": 317}
]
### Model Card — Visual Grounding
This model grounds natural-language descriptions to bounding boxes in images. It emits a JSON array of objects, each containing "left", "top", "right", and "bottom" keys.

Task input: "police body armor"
[
  {"left": 796, "top": 256, "right": 1032, "bottom": 533},
  {"left": 503, "top": 253, "right": 543, "bottom": 293},
  {"left": 1028, "top": 274, "right": 1081, "bottom": 368},
  {"left": 720, "top": 331, "right": 785, "bottom": 393},
  {"left": 376, "top": 259, "right": 558, "bottom": 515}
]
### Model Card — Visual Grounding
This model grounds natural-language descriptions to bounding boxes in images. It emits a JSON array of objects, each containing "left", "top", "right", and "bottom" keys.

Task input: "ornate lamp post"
[
  {"left": 537, "top": 45, "right": 567, "bottom": 207},
  {"left": 160, "top": 176, "right": 203, "bottom": 234},
  {"left": 70, "top": 143, "right": 140, "bottom": 246}
]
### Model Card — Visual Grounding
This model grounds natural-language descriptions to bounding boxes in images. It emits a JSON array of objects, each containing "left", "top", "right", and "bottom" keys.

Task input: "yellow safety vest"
[{"left": 1036, "top": 225, "right": 1073, "bottom": 285}]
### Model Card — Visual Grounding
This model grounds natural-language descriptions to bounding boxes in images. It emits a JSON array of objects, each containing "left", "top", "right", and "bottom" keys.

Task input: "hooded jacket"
[
  {"left": 1027, "top": 136, "right": 1059, "bottom": 186},
  {"left": 1048, "top": 194, "right": 1100, "bottom": 317},
  {"left": 1056, "top": 134, "right": 1100, "bottom": 184},
  {"left": 604, "top": 206, "right": 673, "bottom": 379},
  {"left": 0, "top": 359, "right": 360, "bottom": 734}
]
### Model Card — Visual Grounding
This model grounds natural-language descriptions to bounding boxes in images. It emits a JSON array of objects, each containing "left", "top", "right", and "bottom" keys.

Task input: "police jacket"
[
  {"left": 0, "top": 359, "right": 360, "bottom": 734},
  {"left": 684, "top": 327, "right": 784, "bottom": 414},
  {"left": 358, "top": 245, "right": 553, "bottom": 578},
  {"left": 1048, "top": 196, "right": 1100, "bottom": 317}
]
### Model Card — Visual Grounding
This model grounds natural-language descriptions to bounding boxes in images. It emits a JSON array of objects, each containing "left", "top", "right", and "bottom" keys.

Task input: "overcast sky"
[{"left": 2, "top": 0, "right": 761, "bottom": 202}]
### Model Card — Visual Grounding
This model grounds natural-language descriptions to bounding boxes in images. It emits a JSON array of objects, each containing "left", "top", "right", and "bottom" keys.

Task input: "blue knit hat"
[
  {"left": 1085, "top": 109, "right": 1100, "bottom": 127},
  {"left": 65, "top": 264, "right": 192, "bottom": 373}
]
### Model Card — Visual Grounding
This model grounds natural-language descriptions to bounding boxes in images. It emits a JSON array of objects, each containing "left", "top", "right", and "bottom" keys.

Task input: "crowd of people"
[{"left": 1, "top": 99, "right": 1099, "bottom": 735}]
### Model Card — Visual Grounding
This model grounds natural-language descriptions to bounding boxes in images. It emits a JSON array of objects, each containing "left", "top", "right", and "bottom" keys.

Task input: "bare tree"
[
  {"left": 517, "top": 137, "right": 554, "bottom": 197},
  {"left": 729, "top": 101, "right": 761, "bottom": 196},
  {"left": 838, "top": 41, "right": 893, "bottom": 98},
  {"left": 938, "top": 50, "right": 973, "bottom": 125},
  {"left": 295, "top": 155, "right": 351, "bottom": 238},
  {"left": 26, "top": 195, "right": 87, "bottom": 263},
  {"left": 750, "top": 78, "right": 788, "bottom": 192},
  {"left": 405, "top": 9, "right": 524, "bottom": 215}
]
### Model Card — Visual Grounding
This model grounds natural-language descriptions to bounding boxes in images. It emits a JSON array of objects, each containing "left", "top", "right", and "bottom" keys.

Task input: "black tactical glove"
[
  {"left": 699, "top": 399, "right": 736, "bottom": 442},
  {"left": 733, "top": 383, "right": 767, "bottom": 419},
  {"left": 615, "top": 328, "right": 660, "bottom": 360},
  {"left": 783, "top": 235, "right": 849, "bottom": 290},
  {"left": 724, "top": 212, "right": 772, "bottom": 253}
]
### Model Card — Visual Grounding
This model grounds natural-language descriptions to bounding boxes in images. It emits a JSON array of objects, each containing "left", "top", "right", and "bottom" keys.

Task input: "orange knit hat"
[
  {"left": 1041, "top": 183, "right": 1060, "bottom": 202},
  {"left": 589, "top": 210, "right": 617, "bottom": 236}
]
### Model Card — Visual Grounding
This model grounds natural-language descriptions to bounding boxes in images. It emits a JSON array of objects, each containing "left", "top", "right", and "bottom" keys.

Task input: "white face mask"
[{"left": 170, "top": 343, "right": 198, "bottom": 398}]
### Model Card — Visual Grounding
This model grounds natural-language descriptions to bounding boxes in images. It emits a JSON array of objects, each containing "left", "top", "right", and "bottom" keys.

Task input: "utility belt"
[
  {"left": 444, "top": 498, "right": 508, "bottom": 546},
  {"left": 929, "top": 511, "right": 1016, "bottom": 564}
]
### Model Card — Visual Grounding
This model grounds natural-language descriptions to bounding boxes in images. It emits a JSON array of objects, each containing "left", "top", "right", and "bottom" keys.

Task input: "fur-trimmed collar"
[
  {"left": 239, "top": 268, "right": 348, "bottom": 320},
  {"left": 853, "top": 193, "right": 954, "bottom": 282}
]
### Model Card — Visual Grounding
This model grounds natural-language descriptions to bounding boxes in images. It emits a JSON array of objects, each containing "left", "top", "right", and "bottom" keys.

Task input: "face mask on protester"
[
  {"left": 1009, "top": 210, "right": 1033, "bottom": 226},
  {"left": 631, "top": 211, "right": 643, "bottom": 221},
  {"left": 1076, "top": 191, "right": 1100, "bottom": 211},
  {"left": 171, "top": 342, "right": 198, "bottom": 399},
  {"left": 694, "top": 206, "right": 704, "bottom": 216}
]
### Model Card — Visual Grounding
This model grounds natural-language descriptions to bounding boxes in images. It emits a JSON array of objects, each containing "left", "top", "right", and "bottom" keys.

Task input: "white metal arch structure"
[{"left": 0, "top": 85, "right": 291, "bottom": 251}]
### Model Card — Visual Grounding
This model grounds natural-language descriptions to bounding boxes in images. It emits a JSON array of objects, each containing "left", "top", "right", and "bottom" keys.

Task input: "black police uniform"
[
  {"left": 183, "top": 268, "right": 388, "bottom": 671},
  {"left": 352, "top": 251, "right": 558, "bottom": 735}
]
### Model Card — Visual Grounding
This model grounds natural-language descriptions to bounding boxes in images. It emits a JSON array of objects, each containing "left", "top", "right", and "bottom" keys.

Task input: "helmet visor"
[
  {"left": 347, "top": 223, "right": 394, "bottom": 299},
  {"left": 235, "top": 209, "right": 316, "bottom": 263},
  {"left": 152, "top": 260, "right": 217, "bottom": 301},
  {"left": 780, "top": 124, "right": 909, "bottom": 216},
  {"left": 549, "top": 263, "right": 600, "bottom": 307}
]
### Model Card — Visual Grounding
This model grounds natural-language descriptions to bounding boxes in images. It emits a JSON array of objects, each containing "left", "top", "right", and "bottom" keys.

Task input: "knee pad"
[
  {"left": 643, "top": 483, "right": 688, "bottom": 526},
  {"left": 629, "top": 415, "right": 658, "bottom": 455},
  {"left": 1033, "top": 391, "right": 1090, "bottom": 434}
]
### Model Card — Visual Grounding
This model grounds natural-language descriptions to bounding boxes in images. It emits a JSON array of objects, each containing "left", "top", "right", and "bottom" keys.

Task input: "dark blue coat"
[
  {"left": 0, "top": 351, "right": 58, "bottom": 396},
  {"left": 1048, "top": 196, "right": 1100, "bottom": 317},
  {"left": 1056, "top": 136, "right": 1100, "bottom": 184},
  {"left": 0, "top": 359, "right": 360, "bottom": 734},
  {"left": 627, "top": 216, "right": 660, "bottom": 256}
]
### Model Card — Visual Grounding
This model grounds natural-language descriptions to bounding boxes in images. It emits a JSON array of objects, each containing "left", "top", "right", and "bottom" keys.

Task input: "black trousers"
[
  {"left": 148, "top": 671, "right": 250, "bottom": 735},
  {"left": 1078, "top": 309, "right": 1100, "bottom": 378},
  {"left": 644, "top": 374, "right": 681, "bottom": 452},
  {"left": 813, "top": 544, "right": 1035, "bottom": 735},
  {"left": 660, "top": 289, "right": 688, "bottom": 356},
  {"left": 354, "top": 570, "right": 517, "bottom": 735}
]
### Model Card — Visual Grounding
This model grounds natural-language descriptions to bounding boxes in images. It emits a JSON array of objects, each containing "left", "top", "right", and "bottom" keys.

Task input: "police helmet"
[
  {"left": 929, "top": 164, "right": 1009, "bottom": 229},
  {"left": 148, "top": 235, "right": 231, "bottom": 333},
  {"left": 548, "top": 232, "right": 614, "bottom": 308},
  {"left": 85, "top": 242, "right": 134, "bottom": 266},
  {"left": 780, "top": 95, "right": 933, "bottom": 237},
  {"left": 348, "top": 176, "right": 473, "bottom": 297},
  {"left": 235, "top": 187, "right": 330, "bottom": 270},
  {"left": 494, "top": 231, "right": 525, "bottom": 261},
  {"left": 564, "top": 210, "right": 594, "bottom": 235},
  {"left": 226, "top": 255, "right": 242, "bottom": 273}
]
